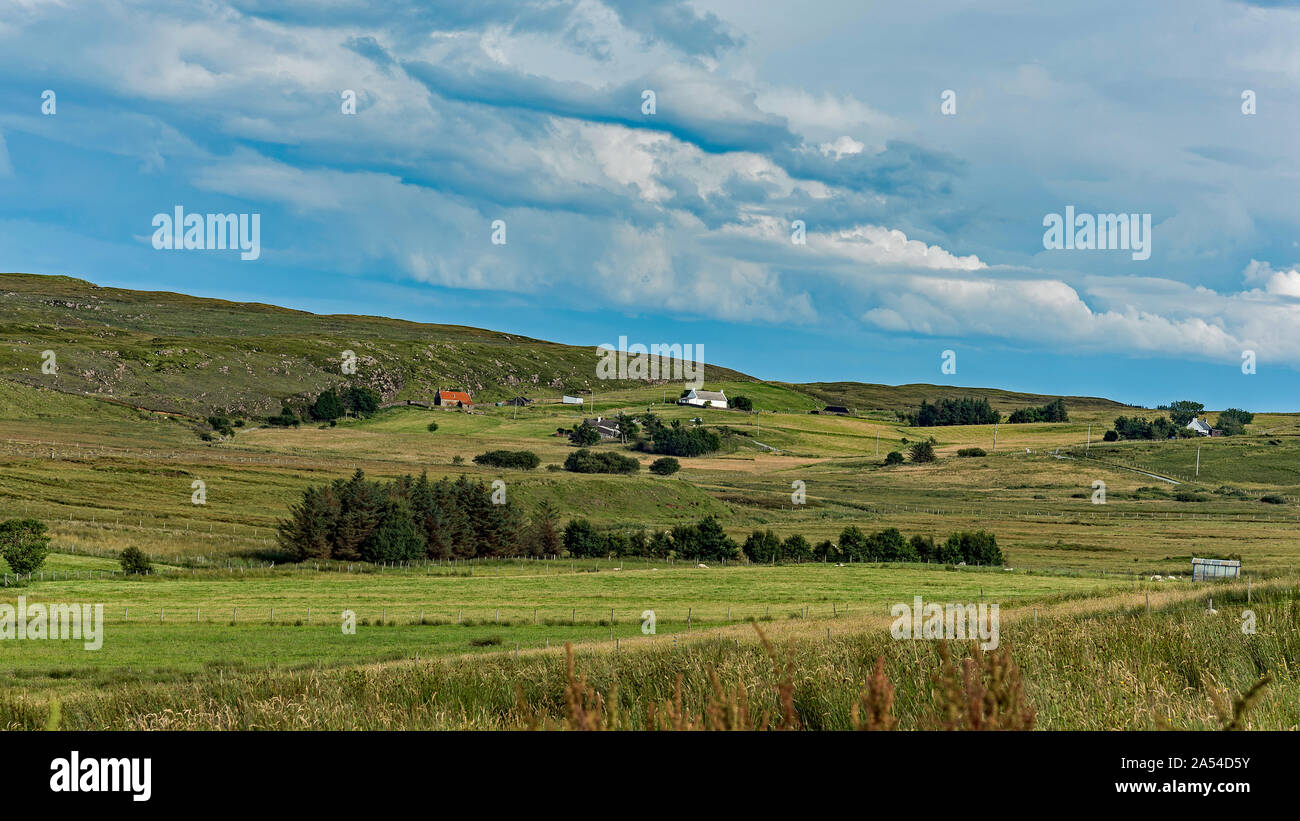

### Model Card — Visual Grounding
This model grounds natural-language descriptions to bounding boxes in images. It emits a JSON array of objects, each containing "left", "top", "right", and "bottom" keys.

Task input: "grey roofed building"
[{"left": 582, "top": 417, "right": 621, "bottom": 439}]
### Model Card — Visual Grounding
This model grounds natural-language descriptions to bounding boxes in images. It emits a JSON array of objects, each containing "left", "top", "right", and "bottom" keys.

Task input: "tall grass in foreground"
[{"left": 3, "top": 590, "right": 1293, "bottom": 730}]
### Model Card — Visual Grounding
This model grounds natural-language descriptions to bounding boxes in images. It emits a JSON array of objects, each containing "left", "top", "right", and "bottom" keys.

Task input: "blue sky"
[{"left": 2, "top": 0, "right": 1300, "bottom": 409}]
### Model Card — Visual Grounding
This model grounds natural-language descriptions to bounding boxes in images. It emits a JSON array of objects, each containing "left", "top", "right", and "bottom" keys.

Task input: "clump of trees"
[
  {"left": 472, "top": 450, "right": 541, "bottom": 470},
  {"left": 742, "top": 525, "right": 1002, "bottom": 565},
  {"left": 1006, "top": 398, "right": 1067, "bottom": 423},
  {"left": 563, "top": 449, "right": 640, "bottom": 474},
  {"left": 1111, "top": 415, "right": 1191, "bottom": 440},
  {"left": 278, "top": 470, "right": 562, "bottom": 562},
  {"left": 562, "top": 516, "right": 737, "bottom": 561},
  {"left": 643, "top": 422, "right": 721, "bottom": 457},
  {"left": 206, "top": 414, "right": 237, "bottom": 438},
  {"left": 309, "top": 386, "right": 382, "bottom": 421},
  {"left": 267, "top": 404, "right": 301, "bottom": 427},
  {"left": 903, "top": 397, "right": 999, "bottom": 427},
  {"left": 0, "top": 519, "right": 50, "bottom": 575},
  {"left": 731, "top": 395, "right": 754, "bottom": 411},
  {"left": 909, "top": 442, "right": 936, "bottom": 463},
  {"left": 1217, "top": 408, "right": 1253, "bottom": 436},
  {"left": 1163, "top": 400, "right": 1204, "bottom": 426}
]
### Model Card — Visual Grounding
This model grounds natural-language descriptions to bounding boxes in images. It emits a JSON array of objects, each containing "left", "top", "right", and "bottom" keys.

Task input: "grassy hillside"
[
  {"left": 792, "top": 381, "right": 1136, "bottom": 416},
  {"left": 0, "top": 273, "right": 756, "bottom": 417}
]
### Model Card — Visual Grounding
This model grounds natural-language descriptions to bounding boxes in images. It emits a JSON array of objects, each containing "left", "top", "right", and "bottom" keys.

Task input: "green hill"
[
  {"left": 0, "top": 273, "right": 756, "bottom": 417},
  {"left": 1, "top": 273, "right": 1139, "bottom": 421},
  {"left": 790, "top": 381, "right": 1136, "bottom": 416}
]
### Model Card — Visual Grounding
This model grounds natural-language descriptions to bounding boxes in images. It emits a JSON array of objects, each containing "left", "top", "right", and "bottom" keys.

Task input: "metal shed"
[{"left": 1192, "top": 557, "right": 1241, "bottom": 581}]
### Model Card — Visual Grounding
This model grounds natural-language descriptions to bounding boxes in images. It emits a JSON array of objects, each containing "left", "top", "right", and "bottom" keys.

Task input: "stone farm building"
[{"left": 434, "top": 389, "right": 473, "bottom": 407}]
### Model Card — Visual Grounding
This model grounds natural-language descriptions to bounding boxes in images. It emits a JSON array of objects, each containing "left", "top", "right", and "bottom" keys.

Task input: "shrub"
[
  {"left": 426, "top": 421, "right": 439, "bottom": 432},
  {"left": 884, "top": 451, "right": 904, "bottom": 466},
  {"left": 267, "top": 405, "right": 300, "bottom": 427},
  {"left": 0, "top": 519, "right": 51, "bottom": 575},
  {"left": 1260, "top": 495, "right": 1286, "bottom": 504},
  {"left": 472, "top": 450, "right": 541, "bottom": 470},
  {"left": 569, "top": 424, "right": 601, "bottom": 446},
  {"left": 119, "top": 546, "right": 152, "bottom": 576},
  {"left": 956, "top": 447, "right": 986, "bottom": 457},
  {"left": 563, "top": 449, "right": 639, "bottom": 475},
  {"left": 206, "top": 415, "right": 236, "bottom": 437},
  {"left": 649, "top": 457, "right": 680, "bottom": 476},
  {"left": 731, "top": 395, "right": 754, "bottom": 411},
  {"left": 1102, "top": 429, "right": 1119, "bottom": 442},
  {"left": 909, "top": 442, "right": 936, "bottom": 463}
]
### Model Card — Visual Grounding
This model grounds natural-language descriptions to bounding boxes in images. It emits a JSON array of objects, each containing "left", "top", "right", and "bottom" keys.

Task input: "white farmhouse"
[
  {"left": 678, "top": 388, "right": 728, "bottom": 409},
  {"left": 1185, "top": 417, "right": 1213, "bottom": 436}
]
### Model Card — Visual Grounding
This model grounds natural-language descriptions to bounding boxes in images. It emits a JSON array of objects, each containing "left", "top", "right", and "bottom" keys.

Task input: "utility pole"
[
  {"left": 1196, "top": 446, "right": 1200, "bottom": 477},
  {"left": 993, "top": 422, "right": 998, "bottom": 453},
  {"left": 1086, "top": 423, "right": 1091, "bottom": 454}
]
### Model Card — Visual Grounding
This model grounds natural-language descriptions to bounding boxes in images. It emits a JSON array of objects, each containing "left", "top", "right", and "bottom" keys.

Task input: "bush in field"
[
  {"left": 473, "top": 450, "right": 541, "bottom": 470},
  {"left": 731, "top": 395, "right": 754, "bottom": 411},
  {"left": 909, "top": 442, "right": 936, "bottom": 463},
  {"left": 563, "top": 449, "right": 639, "bottom": 475},
  {"left": 1102, "top": 429, "right": 1119, "bottom": 442},
  {"left": 884, "top": 451, "right": 904, "bottom": 466},
  {"left": 956, "top": 447, "right": 986, "bottom": 457},
  {"left": 0, "top": 519, "right": 51, "bottom": 575},
  {"left": 207, "top": 415, "right": 236, "bottom": 438},
  {"left": 426, "top": 421, "right": 439, "bottom": 432},
  {"left": 119, "top": 546, "right": 152, "bottom": 576},
  {"left": 267, "top": 405, "right": 300, "bottom": 427},
  {"left": 649, "top": 457, "right": 680, "bottom": 476}
]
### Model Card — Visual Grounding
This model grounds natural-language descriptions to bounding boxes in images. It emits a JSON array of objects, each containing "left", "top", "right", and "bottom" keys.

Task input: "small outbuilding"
[{"left": 1191, "top": 557, "right": 1241, "bottom": 581}]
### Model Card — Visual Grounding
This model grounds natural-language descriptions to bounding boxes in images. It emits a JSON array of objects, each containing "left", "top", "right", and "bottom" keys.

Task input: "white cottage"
[
  {"left": 1185, "top": 417, "right": 1213, "bottom": 436},
  {"left": 678, "top": 389, "right": 728, "bottom": 409}
]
